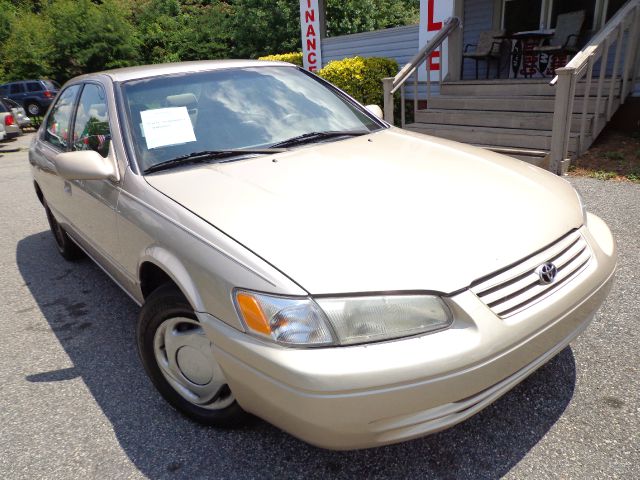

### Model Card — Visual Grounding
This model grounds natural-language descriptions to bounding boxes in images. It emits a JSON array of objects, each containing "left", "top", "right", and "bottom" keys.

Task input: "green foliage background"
[
  {"left": 0, "top": 0, "right": 418, "bottom": 84},
  {"left": 318, "top": 56, "right": 398, "bottom": 107}
]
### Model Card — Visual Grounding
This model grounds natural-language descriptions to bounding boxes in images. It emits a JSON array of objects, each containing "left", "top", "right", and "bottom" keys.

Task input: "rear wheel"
[
  {"left": 25, "top": 102, "right": 42, "bottom": 116},
  {"left": 44, "top": 203, "right": 84, "bottom": 261},
  {"left": 137, "top": 283, "right": 247, "bottom": 426}
]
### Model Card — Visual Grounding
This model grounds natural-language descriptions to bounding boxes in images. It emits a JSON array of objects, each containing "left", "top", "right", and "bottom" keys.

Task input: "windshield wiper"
[
  {"left": 144, "top": 148, "right": 287, "bottom": 174},
  {"left": 269, "top": 130, "right": 370, "bottom": 149}
]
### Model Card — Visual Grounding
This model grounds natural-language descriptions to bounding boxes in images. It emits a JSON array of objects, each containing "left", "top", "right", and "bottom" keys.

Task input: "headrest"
[{"left": 166, "top": 93, "right": 197, "bottom": 108}]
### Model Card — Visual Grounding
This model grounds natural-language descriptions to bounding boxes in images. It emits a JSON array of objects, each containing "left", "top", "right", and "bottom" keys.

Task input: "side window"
[
  {"left": 0, "top": 85, "right": 8, "bottom": 96},
  {"left": 72, "top": 83, "right": 111, "bottom": 158},
  {"left": 44, "top": 85, "right": 81, "bottom": 150},
  {"left": 9, "top": 83, "right": 24, "bottom": 94},
  {"left": 26, "top": 82, "right": 43, "bottom": 92}
]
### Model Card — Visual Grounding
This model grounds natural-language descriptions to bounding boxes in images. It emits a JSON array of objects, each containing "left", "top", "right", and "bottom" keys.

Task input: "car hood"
[{"left": 145, "top": 128, "right": 583, "bottom": 294}]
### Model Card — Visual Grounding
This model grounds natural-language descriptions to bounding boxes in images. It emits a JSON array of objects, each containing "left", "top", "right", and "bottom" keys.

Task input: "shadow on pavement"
[{"left": 17, "top": 231, "right": 577, "bottom": 479}]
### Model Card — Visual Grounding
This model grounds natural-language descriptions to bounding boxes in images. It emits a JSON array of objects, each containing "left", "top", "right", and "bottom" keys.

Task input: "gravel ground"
[{"left": 0, "top": 134, "right": 638, "bottom": 479}]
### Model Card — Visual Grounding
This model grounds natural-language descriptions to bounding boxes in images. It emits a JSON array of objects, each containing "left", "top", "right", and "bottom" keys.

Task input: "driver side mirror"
[
  {"left": 55, "top": 150, "right": 118, "bottom": 181},
  {"left": 365, "top": 105, "right": 383, "bottom": 120}
]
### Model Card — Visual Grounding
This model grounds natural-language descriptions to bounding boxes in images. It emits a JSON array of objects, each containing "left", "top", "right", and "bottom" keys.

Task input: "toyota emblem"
[{"left": 537, "top": 263, "right": 558, "bottom": 285}]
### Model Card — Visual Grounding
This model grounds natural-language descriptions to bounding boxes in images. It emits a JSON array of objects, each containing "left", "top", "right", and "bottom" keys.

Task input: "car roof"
[
  {"left": 93, "top": 59, "right": 292, "bottom": 83},
  {"left": 1, "top": 79, "right": 48, "bottom": 86}
]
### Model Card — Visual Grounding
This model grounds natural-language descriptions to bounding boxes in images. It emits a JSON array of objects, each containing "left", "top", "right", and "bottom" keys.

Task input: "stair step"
[
  {"left": 405, "top": 123, "right": 587, "bottom": 152},
  {"left": 415, "top": 109, "right": 593, "bottom": 132},
  {"left": 440, "top": 78, "right": 622, "bottom": 97},
  {"left": 475, "top": 145, "right": 549, "bottom": 167},
  {"left": 478, "top": 146, "right": 548, "bottom": 157},
  {"left": 427, "top": 95, "right": 609, "bottom": 114}
]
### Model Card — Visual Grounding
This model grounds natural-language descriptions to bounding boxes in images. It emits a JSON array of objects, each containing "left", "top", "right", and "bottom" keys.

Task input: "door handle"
[{"left": 64, "top": 181, "right": 72, "bottom": 195}]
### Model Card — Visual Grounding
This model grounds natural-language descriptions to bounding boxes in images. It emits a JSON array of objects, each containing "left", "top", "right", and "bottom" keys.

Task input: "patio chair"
[
  {"left": 462, "top": 30, "right": 506, "bottom": 79},
  {"left": 533, "top": 10, "right": 586, "bottom": 61}
]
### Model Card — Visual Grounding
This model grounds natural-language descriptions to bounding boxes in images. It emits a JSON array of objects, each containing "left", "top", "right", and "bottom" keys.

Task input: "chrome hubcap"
[
  {"left": 27, "top": 104, "right": 39, "bottom": 115},
  {"left": 153, "top": 317, "right": 233, "bottom": 410}
]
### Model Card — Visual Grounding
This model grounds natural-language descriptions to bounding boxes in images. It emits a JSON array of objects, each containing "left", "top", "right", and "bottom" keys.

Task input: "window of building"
[
  {"left": 606, "top": 0, "right": 626, "bottom": 21},
  {"left": 502, "top": 0, "right": 543, "bottom": 32},
  {"left": 550, "top": 0, "right": 596, "bottom": 30}
]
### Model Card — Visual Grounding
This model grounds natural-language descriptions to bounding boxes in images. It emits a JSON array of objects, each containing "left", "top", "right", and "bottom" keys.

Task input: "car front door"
[{"left": 65, "top": 82, "right": 121, "bottom": 267}]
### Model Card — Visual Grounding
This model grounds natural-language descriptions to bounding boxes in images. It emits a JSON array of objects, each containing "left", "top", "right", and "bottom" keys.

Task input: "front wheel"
[
  {"left": 137, "top": 283, "right": 247, "bottom": 426},
  {"left": 25, "top": 102, "right": 42, "bottom": 116}
]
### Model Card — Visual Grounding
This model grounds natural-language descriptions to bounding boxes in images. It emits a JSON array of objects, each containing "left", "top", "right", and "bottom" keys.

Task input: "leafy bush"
[
  {"left": 317, "top": 56, "right": 398, "bottom": 107},
  {"left": 258, "top": 52, "right": 303, "bottom": 67}
]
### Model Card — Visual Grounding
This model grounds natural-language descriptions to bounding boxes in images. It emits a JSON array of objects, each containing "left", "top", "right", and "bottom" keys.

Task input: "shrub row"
[
  {"left": 318, "top": 56, "right": 397, "bottom": 108},
  {"left": 258, "top": 53, "right": 398, "bottom": 108},
  {"left": 258, "top": 52, "right": 304, "bottom": 67}
]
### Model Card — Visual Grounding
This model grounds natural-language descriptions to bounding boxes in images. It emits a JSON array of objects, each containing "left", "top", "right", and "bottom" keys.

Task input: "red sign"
[
  {"left": 300, "top": 0, "right": 322, "bottom": 71},
  {"left": 419, "top": 0, "right": 453, "bottom": 78}
]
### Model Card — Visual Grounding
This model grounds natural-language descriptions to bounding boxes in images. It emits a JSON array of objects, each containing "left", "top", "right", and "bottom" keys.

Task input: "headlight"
[{"left": 234, "top": 290, "right": 452, "bottom": 347}]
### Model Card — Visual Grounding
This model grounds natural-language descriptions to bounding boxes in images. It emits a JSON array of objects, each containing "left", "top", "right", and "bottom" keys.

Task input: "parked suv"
[{"left": 0, "top": 79, "right": 59, "bottom": 116}]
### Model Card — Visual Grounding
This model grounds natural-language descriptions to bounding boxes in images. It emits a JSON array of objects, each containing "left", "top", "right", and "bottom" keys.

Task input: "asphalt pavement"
[{"left": 0, "top": 133, "right": 638, "bottom": 479}]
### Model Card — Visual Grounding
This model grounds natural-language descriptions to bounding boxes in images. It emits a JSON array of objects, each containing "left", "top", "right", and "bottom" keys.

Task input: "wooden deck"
[{"left": 403, "top": 78, "right": 622, "bottom": 166}]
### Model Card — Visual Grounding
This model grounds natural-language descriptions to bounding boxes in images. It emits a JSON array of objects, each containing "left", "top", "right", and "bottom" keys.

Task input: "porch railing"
[
  {"left": 382, "top": 16, "right": 461, "bottom": 126},
  {"left": 549, "top": 0, "right": 640, "bottom": 174}
]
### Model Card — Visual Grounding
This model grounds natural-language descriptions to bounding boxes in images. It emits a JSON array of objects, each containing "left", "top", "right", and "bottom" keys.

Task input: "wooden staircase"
[
  {"left": 403, "top": 78, "right": 620, "bottom": 167},
  {"left": 383, "top": 2, "right": 639, "bottom": 174}
]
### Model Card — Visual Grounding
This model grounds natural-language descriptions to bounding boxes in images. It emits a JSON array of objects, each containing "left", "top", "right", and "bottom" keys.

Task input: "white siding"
[
  {"left": 321, "top": 25, "right": 420, "bottom": 67},
  {"left": 320, "top": 25, "right": 442, "bottom": 97}
]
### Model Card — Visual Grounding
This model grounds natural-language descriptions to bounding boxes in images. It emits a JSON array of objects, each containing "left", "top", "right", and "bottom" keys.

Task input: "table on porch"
[{"left": 496, "top": 30, "right": 560, "bottom": 79}]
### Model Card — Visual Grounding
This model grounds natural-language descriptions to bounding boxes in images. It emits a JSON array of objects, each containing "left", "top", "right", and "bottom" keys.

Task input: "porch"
[
  {"left": 403, "top": 77, "right": 622, "bottom": 166},
  {"left": 381, "top": 0, "right": 640, "bottom": 174}
]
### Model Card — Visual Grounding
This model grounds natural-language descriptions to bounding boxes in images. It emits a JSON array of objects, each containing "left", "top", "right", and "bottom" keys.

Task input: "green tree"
[
  {"left": 0, "top": 6, "right": 53, "bottom": 81},
  {"left": 326, "top": 0, "right": 419, "bottom": 37},
  {"left": 237, "top": 0, "right": 420, "bottom": 58},
  {"left": 131, "top": 0, "right": 184, "bottom": 64},
  {"left": 131, "top": 0, "right": 231, "bottom": 64},
  {"left": 225, "top": 0, "right": 301, "bottom": 58},
  {"left": 179, "top": 2, "right": 233, "bottom": 61},
  {"left": 0, "top": 0, "right": 422, "bottom": 83},
  {"left": 46, "top": 0, "right": 139, "bottom": 82}
]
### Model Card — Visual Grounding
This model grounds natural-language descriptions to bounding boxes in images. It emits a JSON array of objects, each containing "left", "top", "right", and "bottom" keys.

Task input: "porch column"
[{"left": 447, "top": 0, "right": 464, "bottom": 81}]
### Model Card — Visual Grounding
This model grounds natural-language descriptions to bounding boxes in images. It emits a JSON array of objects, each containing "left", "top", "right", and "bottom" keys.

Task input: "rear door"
[{"left": 33, "top": 84, "right": 82, "bottom": 225}]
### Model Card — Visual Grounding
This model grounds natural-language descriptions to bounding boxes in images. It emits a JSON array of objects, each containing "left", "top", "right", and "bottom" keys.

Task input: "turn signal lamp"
[{"left": 234, "top": 290, "right": 452, "bottom": 347}]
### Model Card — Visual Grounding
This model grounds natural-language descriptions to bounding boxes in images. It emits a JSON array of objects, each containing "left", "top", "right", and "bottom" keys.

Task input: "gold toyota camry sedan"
[{"left": 29, "top": 60, "right": 616, "bottom": 450}]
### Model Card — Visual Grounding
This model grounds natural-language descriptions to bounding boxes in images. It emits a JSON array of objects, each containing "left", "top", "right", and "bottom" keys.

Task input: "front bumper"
[{"left": 199, "top": 213, "right": 616, "bottom": 450}]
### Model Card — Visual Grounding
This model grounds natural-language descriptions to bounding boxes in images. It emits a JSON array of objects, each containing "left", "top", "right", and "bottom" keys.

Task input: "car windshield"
[{"left": 120, "top": 66, "right": 384, "bottom": 172}]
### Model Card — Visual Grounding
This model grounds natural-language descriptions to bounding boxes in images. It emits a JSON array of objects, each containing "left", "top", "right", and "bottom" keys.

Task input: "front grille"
[{"left": 471, "top": 230, "right": 592, "bottom": 318}]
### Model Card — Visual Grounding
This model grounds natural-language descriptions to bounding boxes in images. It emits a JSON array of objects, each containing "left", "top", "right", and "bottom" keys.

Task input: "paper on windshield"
[{"left": 140, "top": 107, "right": 196, "bottom": 149}]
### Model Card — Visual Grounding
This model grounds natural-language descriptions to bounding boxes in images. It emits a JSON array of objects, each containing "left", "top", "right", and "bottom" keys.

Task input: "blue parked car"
[{"left": 0, "top": 79, "right": 60, "bottom": 116}]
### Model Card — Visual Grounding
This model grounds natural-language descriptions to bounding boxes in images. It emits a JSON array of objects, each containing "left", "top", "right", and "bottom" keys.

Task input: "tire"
[
  {"left": 137, "top": 283, "right": 248, "bottom": 427},
  {"left": 25, "top": 102, "right": 42, "bottom": 116},
  {"left": 44, "top": 203, "right": 84, "bottom": 261}
]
